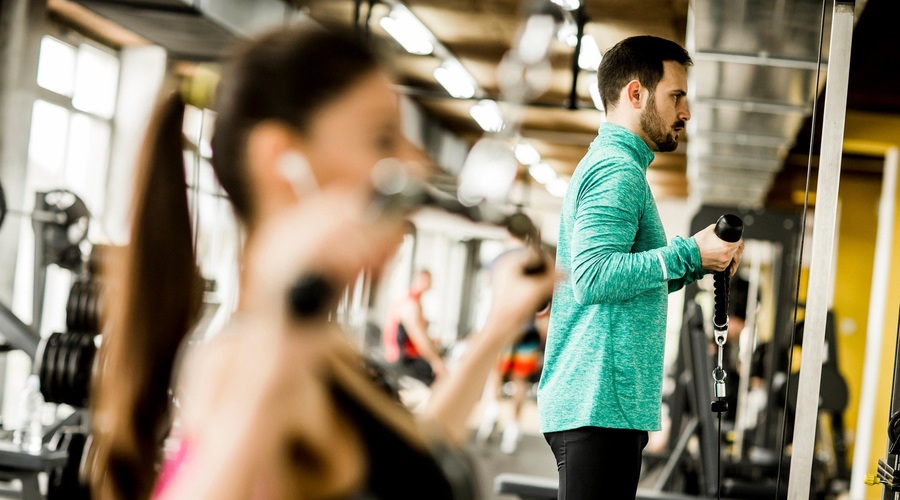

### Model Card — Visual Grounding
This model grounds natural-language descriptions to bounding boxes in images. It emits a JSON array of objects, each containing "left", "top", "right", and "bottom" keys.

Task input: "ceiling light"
[
  {"left": 469, "top": 99, "right": 504, "bottom": 133},
  {"left": 517, "top": 14, "right": 556, "bottom": 64},
  {"left": 547, "top": 178, "right": 570, "bottom": 197},
  {"left": 515, "top": 141, "right": 541, "bottom": 165},
  {"left": 587, "top": 73, "right": 604, "bottom": 111},
  {"left": 433, "top": 59, "right": 477, "bottom": 99},
  {"left": 578, "top": 35, "right": 602, "bottom": 71},
  {"left": 551, "top": 0, "right": 581, "bottom": 11},
  {"left": 379, "top": 5, "right": 434, "bottom": 55},
  {"left": 558, "top": 16, "right": 578, "bottom": 47},
  {"left": 529, "top": 162, "right": 557, "bottom": 184},
  {"left": 458, "top": 137, "right": 518, "bottom": 205}
]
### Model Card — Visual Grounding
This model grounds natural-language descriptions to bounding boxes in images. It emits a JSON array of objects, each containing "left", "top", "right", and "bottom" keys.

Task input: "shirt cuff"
[
  {"left": 656, "top": 252, "right": 669, "bottom": 281},
  {"left": 659, "top": 236, "right": 703, "bottom": 280}
]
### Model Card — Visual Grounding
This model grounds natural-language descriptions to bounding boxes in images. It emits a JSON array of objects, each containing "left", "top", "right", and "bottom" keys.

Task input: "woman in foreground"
[{"left": 90, "top": 23, "right": 555, "bottom": 500}]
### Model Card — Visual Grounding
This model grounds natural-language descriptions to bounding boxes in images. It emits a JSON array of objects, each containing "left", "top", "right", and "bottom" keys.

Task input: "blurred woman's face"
[{"left": 301, "top": 71, "right": 411, "bottom": 189}]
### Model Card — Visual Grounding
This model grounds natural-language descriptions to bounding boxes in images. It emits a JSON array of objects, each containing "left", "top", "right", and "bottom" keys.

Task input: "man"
[
  {"left": 537, "top": 36, "right": 743, "bottom": 499},
  {"left": 382, "top": 269, "right": 445, "bottom": 385}
]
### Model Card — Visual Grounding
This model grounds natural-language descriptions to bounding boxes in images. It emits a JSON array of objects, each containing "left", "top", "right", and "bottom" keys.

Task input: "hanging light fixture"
[
  {"left": 514, "top": 141, "right": 542, "bottom": 165},
  {"left": 469, "top": 99, "right": 505, "bottom": 133},
  {"left": 578, "top": 34, "right": 603, "bottom": 71},
  {"left": 434, "top": 59, "right": 477, "bottom": 99},
  {"left": 529, "top": 162, "right": 557, "bottom": 185},
  {"left": 550, "top": 0, "right": 581, "bottom": 11},
  {"left": 379, "top": 4, "right": 434, "bottom": 56},
  {"left": 547, "top": 177, "right": 570, "bottom": 197}
]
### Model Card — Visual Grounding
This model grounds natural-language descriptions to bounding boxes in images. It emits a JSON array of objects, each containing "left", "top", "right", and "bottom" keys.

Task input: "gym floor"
[
  {"left": 467, "top": 399, "right": 557, "bottom": 499},
  {"left": 465, "top": 400, "right": 857, "bottom": 500}
]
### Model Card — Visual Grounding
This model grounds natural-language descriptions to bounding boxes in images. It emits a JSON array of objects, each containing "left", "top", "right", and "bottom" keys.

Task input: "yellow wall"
[
  {"left": 778, "top": 174, "right": 881, "bottom": 492},
  {"left": 831, "top": 176, "right": 881, "bottom": 453},
  {"left": 820, "top": 152, "right": 900, "bottom": 499}
]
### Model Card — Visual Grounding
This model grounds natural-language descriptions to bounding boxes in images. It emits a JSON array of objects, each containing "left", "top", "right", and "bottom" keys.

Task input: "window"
[
  {"left": 182, "top": 104, "right": 241, "bottom": 340},
  {"left": 5, "top": 28, "right": 123, "bottom": 426},
  {"left": 13, "top": 31, "right": 120, "bottom": 335}
]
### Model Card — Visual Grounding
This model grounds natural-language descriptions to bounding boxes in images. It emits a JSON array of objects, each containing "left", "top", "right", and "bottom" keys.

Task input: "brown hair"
[
  {"left": 90, "top": 25, "right": 379, "bottom": 500},
  {"left": 597, "top": 35, "right": 692, "bottom": 111}
]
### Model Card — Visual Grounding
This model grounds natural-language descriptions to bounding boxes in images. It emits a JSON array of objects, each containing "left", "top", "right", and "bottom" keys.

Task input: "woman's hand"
[
  {"left": 483, "top": 249, "right": 557, "bottom": 343},
  {"left": 421, "top": 248, "right": 557, "bottom": 445},
  {"left": 242, "top": 187, "right": 405, "bottom": 320}
]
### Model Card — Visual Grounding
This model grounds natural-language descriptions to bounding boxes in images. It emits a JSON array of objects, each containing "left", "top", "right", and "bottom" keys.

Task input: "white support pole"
[
  {"left": 850, "top": 146, "right": 899, "bottom": 499},
  {"left": 733, "top": 243, "right": 762, "bottom": 460},
  {"left": 787, "top": 2, "right": 856, "bottom": 498}
]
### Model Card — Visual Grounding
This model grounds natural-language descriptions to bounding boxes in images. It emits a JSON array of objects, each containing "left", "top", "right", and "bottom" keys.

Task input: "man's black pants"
[{"left": 544, "top": 426, "right": 648, "bottom": 500}]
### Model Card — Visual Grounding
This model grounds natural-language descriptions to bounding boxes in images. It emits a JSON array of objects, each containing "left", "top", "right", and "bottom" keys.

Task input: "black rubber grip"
[
  {"left": 714, "top": 214, "right": 744, "bottom": 243},
  {"left": 713, "top": 214, "right": 743, "bottom": 328},
  {"left": 713, "top": 268, "right": 730, "bottom": 328},
  {"left": 288, "top": 275, "right": 335, "bottom": 318}
]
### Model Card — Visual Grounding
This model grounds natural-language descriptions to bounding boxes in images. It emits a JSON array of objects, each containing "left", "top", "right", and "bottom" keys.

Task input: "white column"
[
  {"left": 788, "top": 1, "right": 856, "bottom": 497},
  {"left": 103, "top": 45, "right": 167, "bottom": 244}
]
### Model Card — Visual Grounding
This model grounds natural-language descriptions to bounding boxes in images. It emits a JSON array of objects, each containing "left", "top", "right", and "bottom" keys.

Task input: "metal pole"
[
  {"left": 567, "top": 4, "right": 585, "bottom": 111},
  {"left": 0, "top": 302, "right": 37, "bottom": 358},
  {"left": 787, "top": 1, "right": 856, "bottom": 498},
  {"left": 733, "top": 243, "right": 762, "bottom": 460}
]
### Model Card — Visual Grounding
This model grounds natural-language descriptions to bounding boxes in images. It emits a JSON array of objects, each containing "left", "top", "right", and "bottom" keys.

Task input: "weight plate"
[
  {"left": 75, "top": 334, "right": 95, "bottom": 406},
  {"left": 65, "top": 283, "right": 78, "bottom": 332},
  {"left": 90, "top": 283, "right": 99, "bottom": 332},
  {"left": 43, "top": 333, "right": 60, "bottom": 403},
  {"left": 95, "top": 285, "right": 104, "bottom": 332},
  {"left": 53, "top": 335, "right": 71, "bottom": 404},
  {"left": 34, "top": 337, "right": 50, "bottom": 400},
  {"left": 86, "top": 285, "right": 97, "bottom": 333},
  {"left": 77, "top": 285, "right": 90, "bottom": 332},
  {"left": 47, "top": 429, "right": 90, "bottom": 500},
  {"left": 66, "top": 335, "right": 82, "bottom": 406},
  {"left": 79, "top": 333, "right": 95, "bottom": 405}
]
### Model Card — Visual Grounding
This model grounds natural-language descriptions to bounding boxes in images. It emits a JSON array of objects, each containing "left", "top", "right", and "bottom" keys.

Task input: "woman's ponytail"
[{"left": 90, "top": 88, "right": 203, "bottom": 500}]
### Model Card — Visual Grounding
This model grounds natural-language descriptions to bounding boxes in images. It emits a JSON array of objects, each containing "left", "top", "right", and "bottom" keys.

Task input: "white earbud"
[{"left": 277, "top": 150, "right": 318, "bottom": 197}]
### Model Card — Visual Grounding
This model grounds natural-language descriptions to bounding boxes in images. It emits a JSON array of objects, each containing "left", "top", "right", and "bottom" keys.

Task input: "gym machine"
[
  {"left": 0, "top": 187, "right": 107, "bottom": 499},
  {"left": 864, "top": 304, "right": 900, "bottom": 499},
  {"left": 498, "top": 0, "right": 857, "bottom": 495},
  {"left": 495, "top": 213, "right": 747, "bottom": 500}
]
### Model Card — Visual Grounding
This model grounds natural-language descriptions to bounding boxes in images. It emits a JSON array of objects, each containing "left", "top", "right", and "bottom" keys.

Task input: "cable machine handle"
[
  {"left": 710, "top": 214, "right": 744, "bottom": 500},
  {"left": 713, "top": 214, "right": 744, "bottom": 331},
  {"left": 714, "top": 213, "right": 744, "bottom": 243}
]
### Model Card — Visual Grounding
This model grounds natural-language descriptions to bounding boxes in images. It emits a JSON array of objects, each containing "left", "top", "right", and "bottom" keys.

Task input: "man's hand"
[{"left": 693, "top": 223, "right": 743, "bottom": 273}]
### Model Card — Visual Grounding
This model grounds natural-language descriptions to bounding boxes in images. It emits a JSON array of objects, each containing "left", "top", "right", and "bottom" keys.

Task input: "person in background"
[
  {"left": 382, "top": 268, "right": 446, "bottom": 385},
  {"left": 537, "top": 35, "right": 743, "bottom": 499},
  {"left": 476, "top": 303, "right": 549, "bottom": 454},
  {"left": 89, "top": 23, "right": 557, "bottom": 500}
]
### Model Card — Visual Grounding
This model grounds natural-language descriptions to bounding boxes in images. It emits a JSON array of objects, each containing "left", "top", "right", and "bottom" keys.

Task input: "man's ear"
[{"left": 625, "top": 79, "right": 644, "bottom": 109}]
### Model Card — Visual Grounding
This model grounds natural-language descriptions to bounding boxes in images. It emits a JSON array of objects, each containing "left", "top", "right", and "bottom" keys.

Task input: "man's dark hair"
[{"left": 597, "top": 35, "right": 692, "bottom": 110}]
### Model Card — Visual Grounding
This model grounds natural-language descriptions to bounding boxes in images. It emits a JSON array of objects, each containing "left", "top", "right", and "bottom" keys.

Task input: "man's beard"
[{"left": 640, "top": 94, "right": 682, "bottom": 152}]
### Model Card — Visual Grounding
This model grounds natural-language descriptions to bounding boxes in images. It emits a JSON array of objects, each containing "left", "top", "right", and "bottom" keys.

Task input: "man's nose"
[{"left": 680, "top": 100, "right": 691, "bottom": 122}]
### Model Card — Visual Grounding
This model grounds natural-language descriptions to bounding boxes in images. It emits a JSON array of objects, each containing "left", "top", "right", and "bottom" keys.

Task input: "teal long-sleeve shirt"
[{"left": 538, "top": 123, "right": 706, "bottom": 433}]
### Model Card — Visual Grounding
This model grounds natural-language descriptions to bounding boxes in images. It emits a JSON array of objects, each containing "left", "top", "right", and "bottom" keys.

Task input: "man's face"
[{"left": 639, "top": 61, "right": 691, "bottom": 152}]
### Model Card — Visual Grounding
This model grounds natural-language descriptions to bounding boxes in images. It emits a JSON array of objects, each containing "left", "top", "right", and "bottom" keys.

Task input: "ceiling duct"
[
  {"left": 73, "top": 0, "right": 299, "bottom": 60},
  {"left": 686, "top": 0, "right": 832, "bottom": 207}
]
